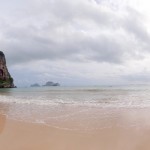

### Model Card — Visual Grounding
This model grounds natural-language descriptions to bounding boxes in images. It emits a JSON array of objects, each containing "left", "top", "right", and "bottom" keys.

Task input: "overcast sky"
[{"left": 1, "top": 0, "right": 150, "bottom": 87}]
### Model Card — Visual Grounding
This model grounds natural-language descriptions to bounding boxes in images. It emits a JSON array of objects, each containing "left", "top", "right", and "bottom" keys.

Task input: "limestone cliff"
[{"left": 0, "top": 51, "right": 15, "bottom": 88}]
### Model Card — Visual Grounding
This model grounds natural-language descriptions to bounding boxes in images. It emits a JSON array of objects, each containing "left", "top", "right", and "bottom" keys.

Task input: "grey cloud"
[
  {"left": 123, "top": 73, "right": 150, "bottom": 83},
  {"left": 122, "top": 8, "right": 150, "bottom": 44},
  {"left": 0, "top": 0, "right": 150, "bottom": 67},
  {"left": 3, "top": 32, "right": 124, "bottom": 65}
]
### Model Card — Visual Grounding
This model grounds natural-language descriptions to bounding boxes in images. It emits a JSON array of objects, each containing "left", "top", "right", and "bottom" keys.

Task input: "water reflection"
[
  {"left": 0, "top": 88, "right": 14, "bottom": 96},
  {"left": 0, "top": 103, "right": 9, "bottom": 134}
]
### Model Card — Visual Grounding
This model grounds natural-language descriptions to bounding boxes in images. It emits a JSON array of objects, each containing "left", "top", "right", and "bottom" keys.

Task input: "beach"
[
  {"left": 1, "top": 0, "right": 150, "bottom": 149},
  {"left": 1, "top": 107, "right": 150, "bottom": 150},
  {"left": 0, "top": 86, "right": 150, "bottom": 149}
]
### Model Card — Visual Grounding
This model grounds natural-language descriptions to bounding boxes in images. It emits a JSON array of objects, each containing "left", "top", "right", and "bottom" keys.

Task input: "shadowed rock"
[
  {"left": 43, "top": 81, "right": 60, "bottom": 86},
  {"left": 30, "top": 83, "right": 40, "bottom": 87},
  {"left": 0, "top": 51, "right": 15, "bottom": 88}
]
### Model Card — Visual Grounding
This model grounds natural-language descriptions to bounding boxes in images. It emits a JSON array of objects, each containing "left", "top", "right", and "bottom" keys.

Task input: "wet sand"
[{"left": 1, "top": 108, "right": 150, "bottom": 150}]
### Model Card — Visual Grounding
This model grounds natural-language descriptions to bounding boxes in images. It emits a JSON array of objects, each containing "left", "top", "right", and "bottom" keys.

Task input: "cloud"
[
  {"left": 0, "top": 0, "right": 150, "bottom": 86},
  {"left": 0, "top": 0, "right": 148, "bottom": 65}
]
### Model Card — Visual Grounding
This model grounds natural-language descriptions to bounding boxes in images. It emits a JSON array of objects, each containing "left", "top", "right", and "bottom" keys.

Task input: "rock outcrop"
[
  {"left": 0, "top": 51, "right": 15, "bottom": 88},
  {"left": 43, "top": 81, "right": 60, "bottom": 86},
  {"left": 30, "top": 83, "right": 40, "bottom": 87}
]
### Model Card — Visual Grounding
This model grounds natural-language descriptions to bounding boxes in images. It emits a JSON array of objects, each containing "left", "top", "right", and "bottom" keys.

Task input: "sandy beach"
[
  {"left": 1, "top": 86, "right": 150, "bottom": 150},
  {"left": 1, "top": 107, "right": 150, "bottom": 150}
]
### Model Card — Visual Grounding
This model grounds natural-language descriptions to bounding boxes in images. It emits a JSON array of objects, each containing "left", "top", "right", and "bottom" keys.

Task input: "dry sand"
[{"left": 0, "top": 108, "right": 150, "bottom": 150}]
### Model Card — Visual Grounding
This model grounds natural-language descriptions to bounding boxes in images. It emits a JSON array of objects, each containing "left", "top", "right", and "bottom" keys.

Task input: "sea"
[{"left": 0, "top": 85, "right": 150, "bottom": 130}]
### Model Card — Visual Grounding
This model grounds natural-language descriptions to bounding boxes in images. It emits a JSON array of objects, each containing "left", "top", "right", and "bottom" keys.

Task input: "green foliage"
[
  {"left": 9, "top": 77, "right": 14, "bottom": 83},
  {"left": 0, "top": 77, "right": 14, "bottom": 87}
]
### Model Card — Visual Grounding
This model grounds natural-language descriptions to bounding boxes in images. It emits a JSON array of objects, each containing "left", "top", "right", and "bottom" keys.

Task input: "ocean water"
[
  {"left": 0, "top": 85, "right": 150, "bottom": 107},
  {"left": 0, "top": 85, "right": 150, "bottom": 130}
]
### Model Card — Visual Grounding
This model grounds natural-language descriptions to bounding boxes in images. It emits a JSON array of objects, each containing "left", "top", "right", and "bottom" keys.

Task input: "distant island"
[
  {"left": 30, "top": 81, "right": 60, "bottom": 87},
  {"left": 30, "top": 83, "right": 40, "bottom": 87},
  {"left": 43, "top": 81, "right": 60, "bottom": 86}
]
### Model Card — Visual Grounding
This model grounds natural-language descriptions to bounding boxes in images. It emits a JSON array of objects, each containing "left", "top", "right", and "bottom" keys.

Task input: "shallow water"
[
  {"left": 1, "top": 86, "right": 150, "bottom": 150},
  {"left": 0, "top": 85, "right": 150, "bottom": 131},
  {"left": 1, "top": 85, "right": 150, "bottom": 106}
]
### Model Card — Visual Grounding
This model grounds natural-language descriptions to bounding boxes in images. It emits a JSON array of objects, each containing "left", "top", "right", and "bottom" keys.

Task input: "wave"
[
  {"left": 1, "top": 86, "right": 150, "bottom": 109},
  {"left": 1, "top": 95, "right": 150, "bottom": 109}
]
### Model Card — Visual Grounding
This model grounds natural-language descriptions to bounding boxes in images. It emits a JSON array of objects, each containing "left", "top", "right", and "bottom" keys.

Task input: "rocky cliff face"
[{"left": 0, "top": 51, "right": 15, "bottom": 88}]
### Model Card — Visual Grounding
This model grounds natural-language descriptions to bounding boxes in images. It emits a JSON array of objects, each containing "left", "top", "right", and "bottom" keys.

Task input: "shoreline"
[{"left": 1, "top": 107, "right": 150, "bottom": 150}]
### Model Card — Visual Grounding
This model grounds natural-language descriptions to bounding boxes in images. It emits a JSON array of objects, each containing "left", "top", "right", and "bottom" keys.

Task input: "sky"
[{"left": 1, "top": 0, "right": 150, "bottom": 87}]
